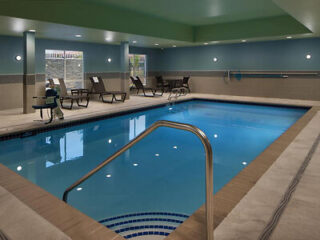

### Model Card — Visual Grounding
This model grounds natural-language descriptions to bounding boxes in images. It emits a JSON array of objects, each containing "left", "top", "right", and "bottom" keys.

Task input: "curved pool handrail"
[{"left": 62, "top": 120, "right": 214, "bottom": 240}]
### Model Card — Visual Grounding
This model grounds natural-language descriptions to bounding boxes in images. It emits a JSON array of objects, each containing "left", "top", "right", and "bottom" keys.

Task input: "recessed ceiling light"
[
  {"left": 213, "top": 57, "right": 218, "bottom": 62},
  {"left": 76, "top": 187, "right": 83, "bottom": 191},
  {"left": 169, "top": 107, "right": 173, "bottom": 110},
  {"left": 173, "top": 146, "right": 178, "bottom": 149},
  {"left": 107, "top": 58, "right": 112, "bottom": 63},
  {"left": 286, "top": 36, "right": 292, "bottom": 39},
  {"left": 214, "top": 134, "right": 218, "bottom": 138},
  {"left": 154, "top": 43, "right": 159, "bottom": 46},
  {"left": 241, "top": 40, "right": 247, "bottom": 42},
  {"left": 28, "top": 29, "right": 36, "bottom": 32},
  {"left": 172, "top": 45, "right": 177, "bottom": 48},
  {"left": 15, "top": 55, "right": 22, "bottom": 61},
  {"left": 17, "top": 165, "right": 22, "bottom": 171},
  {"left": 204, "top": 42, "right": 208, "bottom": 45},
  {"left": 133, "top": 163, "right": 139, "bottom": 166},
  {"left": 132, "top": 40, "right": 137, "bottom": 44},
  {"left": 75, "top": 34, "right": 82, "bottom": 38},
  {"left": 306, "top": 54, "right": 312, "bottom": 59},
  {"left": 242, "top": 162, "right": 247, "bottom": 165},
  {"left": 155, "top": 153, "right": 160, "bottom": 157},
  {"left": 108, "top": 139, "right": 112, "bottom": 143},
  {"left": 106, "top": 174, "right": 112, "bottom": 178}
]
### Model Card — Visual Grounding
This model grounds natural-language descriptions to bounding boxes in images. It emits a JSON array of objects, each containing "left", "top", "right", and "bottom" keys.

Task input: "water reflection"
[
  {"left": 129, "top": 115, "right": 146, "bottom": 140},
  {"left": 46, "top": 129, "right": 84, "bottom": 168}
]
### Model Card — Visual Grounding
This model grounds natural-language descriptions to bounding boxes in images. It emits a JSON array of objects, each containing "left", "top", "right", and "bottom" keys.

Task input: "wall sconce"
[{"left": 15, "top": 55, "right": 22, "bottom": 61}]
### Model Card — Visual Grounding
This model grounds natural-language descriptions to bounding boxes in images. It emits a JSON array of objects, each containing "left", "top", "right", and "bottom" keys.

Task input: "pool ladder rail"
[{"left": 62, "top": 120, "right": 214, "bottom": 240}]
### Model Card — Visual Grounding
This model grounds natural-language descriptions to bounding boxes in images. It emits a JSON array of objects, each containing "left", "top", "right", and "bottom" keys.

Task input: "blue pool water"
[{"left": 0, "top": 100, "right": 306, "bottom": 223}]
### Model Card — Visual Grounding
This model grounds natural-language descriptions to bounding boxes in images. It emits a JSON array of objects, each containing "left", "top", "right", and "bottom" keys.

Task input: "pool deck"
[{"left": 0, "top": 93, "right": 319, "bottom": 240}]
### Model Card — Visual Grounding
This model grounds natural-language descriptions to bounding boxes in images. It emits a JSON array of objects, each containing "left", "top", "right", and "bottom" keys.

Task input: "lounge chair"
[
  {"left": 156, "top": 75, "right": 169, "bottom": 92},
  {"left": 48, "top": 78, "right": 90, "bottom": 109},
  {"left": 130, "top": 76, "right": 164, "bottom": 97},
  {"left": 181, "top": 76, "right": 191, "bottom": 93},
  {"left": 32, "top": 88, "right": 58, "bottom": 124},
  {"left": 89, "top": 76, "right": 126, "bottom": 103}
]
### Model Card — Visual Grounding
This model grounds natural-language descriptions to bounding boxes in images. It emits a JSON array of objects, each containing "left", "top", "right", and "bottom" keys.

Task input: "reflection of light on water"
[
  {"left": 17, "top": 165, "right": 22, "bottom": 171},
  {"left": 169, "top": 107, "right": 173, "bottom": 110},
  {"left": 133, "top": 163, "right": 139, "bottom": 167},
  {"left": 242, "top": 162, "right": 247, "bottom": 165},
  {"left": 155, "top": 153, "right": 160, "bottom": 157},
  {"left": 76, "top": 187, "right": 82, "bottom": 191},
  {"left": 108, "top": 139, "right": 112, "bottom": 144},
  {"left": 214, "top": 134, "right": 218, "bottom": 138},
  {"left": 173, "top": 146, "right": 178, "bottom": 149},
  {"left": 106, "top": 174, "right": 112, "bottom": 178}
]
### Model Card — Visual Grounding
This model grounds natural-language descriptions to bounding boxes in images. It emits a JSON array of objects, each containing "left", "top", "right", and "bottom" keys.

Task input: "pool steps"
[{"left": 99, "top": 212, "right": 189, "bottom": 239}]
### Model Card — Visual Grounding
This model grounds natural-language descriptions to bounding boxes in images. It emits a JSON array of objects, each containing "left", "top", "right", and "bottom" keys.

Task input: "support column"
[
  {"left": 120, "top": 41, "right": 130, "bottom": 99},
  {"left": 23, "top": 31, "right": 36, "bottom": 114}
]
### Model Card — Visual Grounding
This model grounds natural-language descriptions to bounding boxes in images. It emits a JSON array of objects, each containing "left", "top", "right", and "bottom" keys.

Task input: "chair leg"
[
  {"left": 46, "top": 108, "right": 54, "bottom": 124},
  {"left": 101, "top": 94, "right": 113, "bottom": 103},
  {"left": 77, "top": 97, "right": 90, "bottom": 107},
  {"left": 61, "top": 99, "right": 73, "bottom": 110}
]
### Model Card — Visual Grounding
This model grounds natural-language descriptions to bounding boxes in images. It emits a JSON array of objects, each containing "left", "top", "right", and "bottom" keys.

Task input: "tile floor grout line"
[{"left": 259, "top": 132, "right": 320, "bottom": 240}]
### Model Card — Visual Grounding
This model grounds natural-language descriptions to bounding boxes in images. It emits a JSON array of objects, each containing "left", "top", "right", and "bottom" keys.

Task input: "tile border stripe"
[{"left": 259, "top": 133, "right": 320, "bottom": 240}]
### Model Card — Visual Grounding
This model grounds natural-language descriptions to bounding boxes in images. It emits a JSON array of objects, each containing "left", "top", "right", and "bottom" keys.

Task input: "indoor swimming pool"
[{"left": 0, "top": 100, "right": 307, "bottom": 239}]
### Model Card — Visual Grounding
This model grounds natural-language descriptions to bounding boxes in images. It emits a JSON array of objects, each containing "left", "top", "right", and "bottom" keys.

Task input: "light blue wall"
[
  {"left": 0, "top": 35, "right": 160, "bottom": 74},
  {"left": 36, "top": 39, "right": 121, "bottom": 74},
  {"left": 158, "top": 38, "right": 320, "bottom": 71},
  {"left": 0, "top": 36, "right": 23, "bottom": 74},
  {"left": 129, "top": 46, "right": 162, "bottom": 71},
  {"left": 1, "top": 35, "right": 320, "bottom": 75}
]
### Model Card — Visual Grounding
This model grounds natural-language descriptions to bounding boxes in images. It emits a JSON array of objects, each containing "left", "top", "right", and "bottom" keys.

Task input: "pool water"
[{"left": 0, "top": 100, "right": 306, "bottom": 233}]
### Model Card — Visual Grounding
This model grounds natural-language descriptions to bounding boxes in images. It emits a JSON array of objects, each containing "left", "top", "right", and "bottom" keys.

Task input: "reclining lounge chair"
[
  {"left": 89, "top": 76, "right": 126, "bottom": 103},
  {"left": 48, "top": 78, "right": 90, "bottom": 110},
  {"left": 130, "top": 76, "right": 163, "bottom": 97}
]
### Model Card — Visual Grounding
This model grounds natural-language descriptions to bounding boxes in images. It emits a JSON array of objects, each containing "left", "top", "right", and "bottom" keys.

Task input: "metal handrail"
[{"left": 62, "top": 120, "right": 214, "bottom": 240}]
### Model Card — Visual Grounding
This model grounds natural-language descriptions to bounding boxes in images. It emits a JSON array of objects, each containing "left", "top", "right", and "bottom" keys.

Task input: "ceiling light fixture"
[
  {"left": 213, "top": 57, "right": 218, "bottom": 62},
  {"left": 107, "top": 58, "right": 112, "bottom": 63},
  {"left": 306, "top": 54, "right": 312, "bottom": 59}
]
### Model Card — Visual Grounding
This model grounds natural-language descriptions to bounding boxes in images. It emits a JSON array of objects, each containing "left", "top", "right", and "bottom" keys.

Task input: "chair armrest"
[{"left": 71, "top": 88, "right": 89, "bottom": 95}]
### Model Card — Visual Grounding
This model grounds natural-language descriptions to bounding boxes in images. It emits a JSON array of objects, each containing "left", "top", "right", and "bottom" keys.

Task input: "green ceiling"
[
  {"left": 89, "top": 0, "right": 285, "bottom": 25},
  {"left": 0, "top": 0, "right": 317, "bottom": 46}
]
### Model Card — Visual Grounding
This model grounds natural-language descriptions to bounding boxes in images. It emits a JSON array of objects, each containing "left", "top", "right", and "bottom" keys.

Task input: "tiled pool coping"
[{"left": 0, "top": 93, "right": 319, "bottom": 240}]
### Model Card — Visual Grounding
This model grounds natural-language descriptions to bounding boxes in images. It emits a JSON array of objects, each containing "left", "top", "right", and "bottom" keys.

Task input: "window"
[
  {"left": 45, "top": 50, "right": 84, "bottom": 89},
  {"left": 129, "top": 54, "right": 147, "bottom": 85}
]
